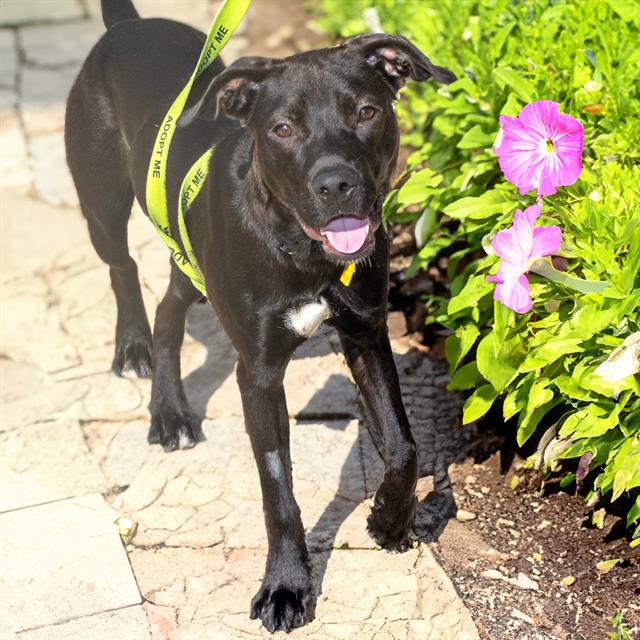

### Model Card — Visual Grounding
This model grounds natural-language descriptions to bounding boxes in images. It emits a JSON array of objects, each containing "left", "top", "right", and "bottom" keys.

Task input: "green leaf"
[
  {"left": 414, "top": 208, "right": 438, "bottom": 247},
  {"left": 619, "top": 227, "right": 640, "bottom": 293},
  {"left": 530, "top": 260, "right": 610, "bottom": 295},
  {"left": 448, "top": 361, "right": 483, "bottom": 390},
  {"left": 457, "top": 125, "right": 497, "bottom": 149},
  {"left": 554, "top": 375, "right": 596, "bottom": 401},
  {"left": 476, "top": 332, "right": 522, "bottom": 393},
  {"left": 560, "top": 473, "right": 576, "bottom": 489},
  {"left": 415, "top": 234, "right": 456, "bottom": 267},
  {"left": 463, "top": 384, "right": 498, "bottom": 425},
  {"left": 500, "top": 92, "right": 522, "bottom": 117},
  {"left": 396, "top": 168, "right": 443, "bottom": 205},
  {"left": 627, "top": 496, "right": 640, "bottom": 527},
  {"left": 447, "top": 274, "right": 494, "bottom": 315},
  {"left": 493, "top": 299, "right": 514, "bottom": 345},
  {"left": 516, "top": 378, "right": 556, "bottom": 445},
  {"left": 503, "top": 375, "right": 532, "bottom": 420},
  {"left": 445, "top": 324, "right": 480, "bottom": 375},
  {"left": 605, "top": 0, "right": 640, "bottom": 24},
  {"left": 569, "top": 304, "right": 618, "bottom": 340},
  {"left": 520, "top": 338, "right": 585, "bottom": 371},
  {"left": 490, "top": 22, "right": 516, "bottom": 59},
  {"left": 559, "top": 404, "right": 621, "bottom": 438},
  {"left": 610, "top": 438, "right": 640, "bottom": 500},
  {"left": 442, "top": 189, "right": 515, "bottom": 220},
  {"left": 493, "top": 67, "right": 536, "bottom": 103}
]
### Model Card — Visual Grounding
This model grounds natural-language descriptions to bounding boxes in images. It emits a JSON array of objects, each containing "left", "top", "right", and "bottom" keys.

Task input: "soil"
[{"left": 435, "top": 454, "right": 640, "bottom": 640}]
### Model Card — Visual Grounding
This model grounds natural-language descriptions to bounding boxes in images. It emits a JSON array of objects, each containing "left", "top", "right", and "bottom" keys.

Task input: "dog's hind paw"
[
  {"left": 112, "top": 331, "right": 152, "bottom": 378},
  {"left": 250, "top": 584, "right": 314, "bottom": 633}
]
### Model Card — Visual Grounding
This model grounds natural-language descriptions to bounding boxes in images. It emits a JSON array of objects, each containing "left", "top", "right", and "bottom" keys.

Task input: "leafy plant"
[
  {"left": 608, "top": 609, "right": 637, "bottom": 640},
  {"left": 315, "top": 0, "right": 640, "bottom": 539}
]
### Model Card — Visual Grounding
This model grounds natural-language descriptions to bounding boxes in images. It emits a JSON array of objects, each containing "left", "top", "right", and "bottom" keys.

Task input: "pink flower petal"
[
  {"left": 492, "top": 228, "right": 521, "bottom": 264},
  {"left": 495, "top": 101, "right": 583, "bottom": 195},
  {"left": 498, "top": 150, "right": 546, "bottom": 196},
  {"left": 531, "top": 225, "right": 562, "bottom": 258},
  {"left": 537, "top": 165, "right": 559, "bottom": 197},
  {"left": 517, "top": 101, "right": 560, "bottom": 138},
  {"left": 494, "top": 274, "right": 533, "bottom": 313},
  {"left": 519, "top": 201, "right": 542, "bottom": 225},
  {"left": 489, "top": 203, "right": 544, "bottom": 275},
  {"left": 496, "top": 116, "right": 546, "bottom": 195},
  {"left": 510, "top": 202, "right": 541, "bottom": 258},
  {"left": 498, "top": 115, "right": 545, "bottom": 149},
  {"left": 486, "top": 202, "right": 554, "bottom": 313}
]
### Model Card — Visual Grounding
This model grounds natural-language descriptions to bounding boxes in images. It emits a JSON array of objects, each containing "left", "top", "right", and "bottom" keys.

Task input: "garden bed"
[{"left": 438, "top": 453, "right": 639, "bottom": 640}]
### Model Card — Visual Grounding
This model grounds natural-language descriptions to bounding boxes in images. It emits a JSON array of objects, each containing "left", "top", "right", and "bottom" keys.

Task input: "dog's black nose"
[{"left": 311, "top": 166, "right": 358, "bottom": 206}]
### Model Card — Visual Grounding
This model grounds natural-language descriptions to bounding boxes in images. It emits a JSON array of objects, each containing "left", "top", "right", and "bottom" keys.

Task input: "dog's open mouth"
[
  {"left": 295, "top": 196, "right": 383, "bottom": 261},
  {"left": 320, "top": 216, "right": 371, "bottom": 256}
]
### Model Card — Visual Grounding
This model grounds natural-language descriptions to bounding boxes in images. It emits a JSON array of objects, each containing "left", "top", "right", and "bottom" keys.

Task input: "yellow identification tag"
[
  {"left": 145, "top": 0, "right": 252, "bottom": 294},
  {"left": 340, "top": 262, "right": 356, "bottom": 286}
]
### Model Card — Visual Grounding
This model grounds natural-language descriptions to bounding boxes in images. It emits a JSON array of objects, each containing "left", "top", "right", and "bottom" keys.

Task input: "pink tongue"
[{"left": 321, "top": 217, "right": 370, "bottom": 254}]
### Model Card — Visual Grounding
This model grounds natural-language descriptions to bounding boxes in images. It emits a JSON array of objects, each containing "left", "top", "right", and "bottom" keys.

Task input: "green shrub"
[{"left": 315, "top": 0, "right": 640, "bottom": 542}]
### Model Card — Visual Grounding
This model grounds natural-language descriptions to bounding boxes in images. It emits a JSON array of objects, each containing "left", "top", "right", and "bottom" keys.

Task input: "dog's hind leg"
[
  {"left": 148, "top": 264, "right": 201, "bottom": 451},
  {"left": 65, "top": 80, "right": 152, "bottom": 377}
]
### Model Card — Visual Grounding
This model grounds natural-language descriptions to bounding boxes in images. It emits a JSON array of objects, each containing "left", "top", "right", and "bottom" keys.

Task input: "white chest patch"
[{"left": 285, "top": 297, "right": 332, "bottom": 337}]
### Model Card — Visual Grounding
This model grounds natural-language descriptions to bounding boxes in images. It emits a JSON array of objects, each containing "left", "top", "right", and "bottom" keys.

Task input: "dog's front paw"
[
  {"left": 112, "top": 328, "right": 152, "bottom": 378},
  {"left": 367, "top": 490, "right": 417, "bottom": 552},
  {"left": 250, "top": 583, "right": 314, "bottom": 633},
  {"left": 148, "top": 401, "right": 198, "bottom": 452}
]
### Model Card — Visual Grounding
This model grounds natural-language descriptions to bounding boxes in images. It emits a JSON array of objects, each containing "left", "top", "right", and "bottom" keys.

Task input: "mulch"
[{"left": 435, "top": 453, "right": 639, "bottom": 640}]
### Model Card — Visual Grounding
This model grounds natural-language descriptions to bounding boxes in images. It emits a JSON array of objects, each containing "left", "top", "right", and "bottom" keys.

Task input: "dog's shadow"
[
  {"left": 180, "top": 307, "right": 473, "bottom": 606},
  {"left": 181, "top": 302, "right": 339, "bottom": 430},
  {"left": 181, "top": 301, "right": 238, "bottom": 433},
  {"left": 303, "top": 347, "right": 475, "bottom": 600}
]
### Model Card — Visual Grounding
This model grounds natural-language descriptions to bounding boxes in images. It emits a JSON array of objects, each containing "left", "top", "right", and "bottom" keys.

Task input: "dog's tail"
[{"left": 100, "top": 0, "right": 140, "bottom": 29}]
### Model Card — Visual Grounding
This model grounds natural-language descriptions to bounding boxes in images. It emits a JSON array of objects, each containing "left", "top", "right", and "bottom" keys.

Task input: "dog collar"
[{"left": 277, "top": 244, "right": 356, "bottom": 287}]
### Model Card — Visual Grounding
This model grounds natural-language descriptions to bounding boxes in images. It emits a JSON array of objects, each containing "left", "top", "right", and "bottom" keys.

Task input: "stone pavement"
[{"left": 0, "top": 1, "right": 479, "bottom": 638}]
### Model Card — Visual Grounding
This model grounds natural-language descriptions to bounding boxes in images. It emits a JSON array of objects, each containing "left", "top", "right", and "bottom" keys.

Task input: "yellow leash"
[
  {"left": 145, "top": 0, "right": 251, "bottom": 295},
  {"left": 145, "top": 0, "right": 356, "bottom": 294}
]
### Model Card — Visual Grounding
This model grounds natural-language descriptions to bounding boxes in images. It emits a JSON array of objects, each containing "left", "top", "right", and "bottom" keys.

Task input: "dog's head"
[{"left": 181, "top": 34, "right": 455, "bottom": 263}]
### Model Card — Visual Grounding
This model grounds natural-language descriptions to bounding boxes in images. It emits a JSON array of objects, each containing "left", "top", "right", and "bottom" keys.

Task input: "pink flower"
[
  {"left": 495, "top": 100, "right": 583, "bottom": 197},
  {"left": 487, "top": 203, "right": 561, "bottom": 313}
]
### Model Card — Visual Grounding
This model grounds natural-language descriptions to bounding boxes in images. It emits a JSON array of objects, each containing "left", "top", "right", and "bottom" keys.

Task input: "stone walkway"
[{"left": 0, "top": 1, "right": 479, "bottom": 638}]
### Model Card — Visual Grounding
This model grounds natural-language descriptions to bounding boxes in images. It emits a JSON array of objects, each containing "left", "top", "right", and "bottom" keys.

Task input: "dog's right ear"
[{"left": 179, "top": 57, "right": 275, "bottom": 126}]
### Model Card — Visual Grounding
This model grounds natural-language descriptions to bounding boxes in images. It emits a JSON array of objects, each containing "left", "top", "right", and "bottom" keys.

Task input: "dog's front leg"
[
  {"left": 236, "top": 355, "right": 313, "bottom": 633},
  {"left": 339, "top": 328, "right": 417, "bottom": 551}
]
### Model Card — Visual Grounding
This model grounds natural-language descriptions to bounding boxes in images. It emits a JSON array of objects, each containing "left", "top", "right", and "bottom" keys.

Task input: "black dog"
[{"left": 65, "top": 0, "right": 454, "bottom": 632}]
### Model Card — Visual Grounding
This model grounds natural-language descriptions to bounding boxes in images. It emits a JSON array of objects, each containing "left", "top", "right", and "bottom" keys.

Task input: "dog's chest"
[{"left": 285, "top": 298, "right": 332, "bottom": 337}]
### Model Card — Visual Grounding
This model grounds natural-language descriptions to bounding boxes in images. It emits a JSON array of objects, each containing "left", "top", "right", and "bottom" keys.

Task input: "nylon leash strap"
[{"left": 145, "top": 0, "right": 251, "bottom": 295}]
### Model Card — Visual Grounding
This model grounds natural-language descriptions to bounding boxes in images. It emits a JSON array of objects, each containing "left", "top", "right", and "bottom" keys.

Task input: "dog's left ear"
[
  {"left": 345, "top": 34, "right": 455, "bottom": 91},
  {"left": 179, "top": 56, "right": 276, "bottom": 125}
]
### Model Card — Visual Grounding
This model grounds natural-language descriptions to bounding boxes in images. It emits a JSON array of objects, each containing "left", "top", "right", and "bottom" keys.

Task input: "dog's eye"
[
  {"left": 272, "top": 123, "right": 292, "bottom": 138},
  {"left": 358, "top": 106, "right": 377, "bottom": 122}
]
